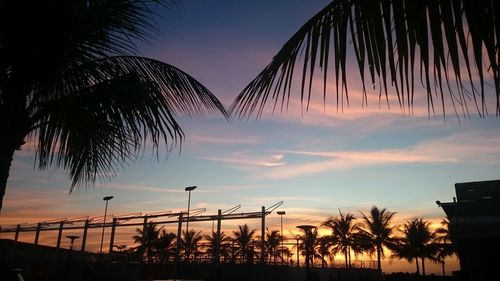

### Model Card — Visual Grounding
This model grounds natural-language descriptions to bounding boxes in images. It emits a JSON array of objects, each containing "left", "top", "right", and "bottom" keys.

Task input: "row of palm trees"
[{"left": 123, "top": 206, "right": 454, "bottom": 275}]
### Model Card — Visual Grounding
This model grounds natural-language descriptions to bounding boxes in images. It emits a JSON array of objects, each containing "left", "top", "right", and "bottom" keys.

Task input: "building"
[{"left": 437, "top": 180, "right": 500, "bottom": 281}]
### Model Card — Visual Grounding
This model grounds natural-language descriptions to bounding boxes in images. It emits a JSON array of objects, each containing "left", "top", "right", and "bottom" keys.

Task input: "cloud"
[
  {"left": 201, "top": 129, "right": 500, "bottom": 179},
  {"left": 261, "top": 130, "right": 500, "bottom": 179},
  {"left": 199, "top": 152, "right": 286, "bottom": 170},
  {"left": 187, "top": 134, "right": 262, "bottom": 145}
]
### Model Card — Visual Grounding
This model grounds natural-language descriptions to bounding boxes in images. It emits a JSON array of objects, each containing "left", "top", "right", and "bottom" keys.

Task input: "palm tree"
[
  {"left": 359, "top": 206, "right": 397, "bottom": 273},
  {"left": 230, "top": 1, "right": 498, "bottom": 119},
  {"left": 393, "top": 218, "right": 438, "bottom": 276},
  {"left": 315, "top": 235, "right": 333, "bottom": 268},
  {"left": 0, "top": 0, "right": 227, "bottom": 212},
  {"left": 181, "top": 229, "right": 203, "bottom": 262},
  {"left": 155, "top": 229, "right": 176, "bottom": 263},
  {"left": 205, "top": 231, "right": 232, "bottom": 263},
  {"left": 132, "top": 221, "right": 162, "bottom": 262},
  {"left": 322, "top": 210, "right": 364, "bottom": 268},
  {"left": 296, "top": 226, "right": 318, "bottom": 269},
  {"left": 232, "top": 224, "right": 257, "bottom": 263},
  {"left": 266, "top": 229, "right": 281, "bottom": 263},
  {"left": 435, "top": 218, "right": 456, "bottom": 276}
]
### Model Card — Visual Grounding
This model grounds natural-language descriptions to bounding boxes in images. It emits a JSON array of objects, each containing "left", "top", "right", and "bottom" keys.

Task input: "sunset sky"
[{"left": 1, "top": 0, "right": 499, "bottom": 274}]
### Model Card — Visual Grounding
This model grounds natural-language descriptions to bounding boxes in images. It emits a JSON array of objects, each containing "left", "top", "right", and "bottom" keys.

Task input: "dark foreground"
[{"left": 1, "top": 239, "right": 461, "bottom": 281}]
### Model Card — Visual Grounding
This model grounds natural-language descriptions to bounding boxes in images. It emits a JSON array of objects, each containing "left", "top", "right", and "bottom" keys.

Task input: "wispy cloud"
[
  {"left": 262, "top": 130, "right": 500, "bottom": 179},
  {"left": 199, "top": 151, "right": 286, "bottom": 170},
  {"left": 187, "top": 134, "right": 262, "bottom": 145},
  {"left": 200, "top": 130, "right": 500, "bottom": 179}
]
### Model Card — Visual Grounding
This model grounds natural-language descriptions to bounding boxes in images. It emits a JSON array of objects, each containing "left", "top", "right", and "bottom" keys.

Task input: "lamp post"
[
  {"left": 277, "top": 211, "right": 286, "bottom": 264},
  {"left": 296, "top": 235, "right": 300, "bottom": 268},
  {"left": 184, "top": 186, "right": 197, "bottom": 234},
  {"left": 99, "top": 196, "right": 113, "bottom": 254},
  {"left": 184, "top": 186, "right": 197, "bottom": 261},
  {"left": 65, "top": 235, "right": 80, "bottom": 281}
]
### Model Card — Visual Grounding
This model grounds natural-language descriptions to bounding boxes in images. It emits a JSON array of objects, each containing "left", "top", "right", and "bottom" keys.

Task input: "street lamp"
[
  {"left": 277, "top": 211, "right": 286, "bottom": 264},
  {"left": 65, "top": 235, "right": 80, "bottom": 281},
  {"left": 99, "top": 196, "right": 114, "bottom": 254},
  {"left": 296, "top": 235, "right": 300, "bottom": 268},
  {"left": 184, "top": 186, "right": 197, "bottom": 237}
]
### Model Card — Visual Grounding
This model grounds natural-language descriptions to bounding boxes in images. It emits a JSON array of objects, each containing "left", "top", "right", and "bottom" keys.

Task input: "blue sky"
[{"left": 1, "top": 0, "right": 499, "bottom": 273}]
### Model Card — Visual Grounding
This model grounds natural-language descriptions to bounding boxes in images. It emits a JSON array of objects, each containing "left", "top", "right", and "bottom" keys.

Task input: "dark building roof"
[{"left": 439, "top": 179, "right": 500, "bottom": 239}]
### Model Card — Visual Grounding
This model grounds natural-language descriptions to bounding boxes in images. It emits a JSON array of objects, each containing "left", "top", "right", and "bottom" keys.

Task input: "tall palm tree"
[
  {"left": 181, "top": 229, "right": 203, "bottom": 262},
  {"left": 232, "top": 224, "right": 256, "bottom": 263},
  {"left": 204, "top": 231, "right": 232, "bottom": 263},
  {"left": 230, "top": 1, "right": 498, "bottom": 119},
  {"left": 322, "top": 210, "right": 364, "bottom": 268},
  {"left": 393, "top": 218, "right": 438, "bottom": 276},
  {"left": 391, "top": 220, "right": 420, "bottom": 274},
  {"left": 266, "top": 229, "right": 281, "bottom": 263},
  {"left": 435, "top": 218, "right": 456, "bottom": 276},
  {"left": 0, "top": 0, "right": 227, "bottom": 212},
  {"left": 132, "top": 221, "right": 162, "bottom": 262},
  {"left": 155, "top": 229, "right": 176, "bottom": 263},
  {"left": 359, "top": 206, "right": 397, "bottom": 273},
  {"left": 315, "top": 235, "right": 333, "bottom": 268},
  {"left": 296, "top": 226, "right": 318, "bottom": 269}
]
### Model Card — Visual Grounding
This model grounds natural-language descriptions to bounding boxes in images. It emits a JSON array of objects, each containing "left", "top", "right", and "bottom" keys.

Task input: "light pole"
[
  {"left": 99, "top": 196, "right": 113, "bottom": 254},
  {"left": 277, "top": 211, "right": 286, "bottom": 264},
  {"left": 184, "top": 186, "right": 197, "bottom": 234},
  {"left": 296, "top": 235, "right": 300, "bottom": 268},
  {"left": 65, "top": 235, "right": 80, "bottom": 281}
]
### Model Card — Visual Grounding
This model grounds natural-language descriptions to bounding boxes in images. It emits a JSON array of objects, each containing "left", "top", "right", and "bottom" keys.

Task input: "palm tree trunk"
[
  {"left": 377, "top": 246, "right": 382, "bottom": 272},
  {"left": 348, "top": 247, "right": 352, "bottom": 268},
  {"left": 344, "top": 249, "right": 348, "bottom": 268},
  {"left": 0, "top": 146, "right": 16, "bottom": 213},
  {"left": 415, "top": 259, "right": 420, "bottom": 275},
  {"left": 421, "top": 257, "right": 426, "bottom": 276},
  {"left": 441, "top": 260, "right": 446, "bottom": 276}
]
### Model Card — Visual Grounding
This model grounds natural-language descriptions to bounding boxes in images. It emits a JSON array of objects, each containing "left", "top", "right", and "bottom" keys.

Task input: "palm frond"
[
  {"left": 30, "top": 56, "right": 227, "bottom": 190},
  {"left": 230, "top": 0, "right": 499, "bottom": 119}
]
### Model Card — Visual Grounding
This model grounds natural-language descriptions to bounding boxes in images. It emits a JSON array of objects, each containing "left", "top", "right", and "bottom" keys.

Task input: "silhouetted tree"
[
  {"left": 231, "top": 1, "right": 499, "bottom": 119},
  {"left": 435, "top": 218, "right": 456, "bottom": 276},
  {"left": 156, "top": 229, "right": 176, "bottom": 262},
  {"left": 232, "top": 224, "right": 256, "bottom": 263},
  {"left": 359, "top": 206, "right": 397, "bottom": 273},
  {"left": 133, "top": 222, "right": 162, "bottom": 262},
  {"left": 266, "top": 229, "right": 281, "bottom": 263},
  {"left": 181, "top": 229, "right": 203, "bottom": 262},
  {"left": 0, "top": 0, "right": 227, "bottom": 212},
  {"left": 322, "top": 210, "right": 364, "bottom": 268},
  {"left": 204, "top": 231, "right": 232, "bottom": 263},
  {"left": 296, "top": 226, "right": 318, "bottom": 269},
  {"left": 315, "top": 236, "right": 333, "bottom": 267}
]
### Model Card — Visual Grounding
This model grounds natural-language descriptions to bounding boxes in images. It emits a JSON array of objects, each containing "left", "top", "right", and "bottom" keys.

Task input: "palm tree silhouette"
[
  {"left": 393, "top": 218, "right": 438, "bottom": 276},
  {"left": 435, "top": 218, "right": 456, "bottom": 276},
  {"left": 322, "top": 210, "right": 364, "bottom": 268},
  {"left": 0, "top": 0, "right": 227, "bottom": 212},
  {"left": 315, "top": 236, "right": 333, "bottom": 268},
  {"left": 181, "top": 229, "right": 203, "bottom": 262},
  {"left": 132, "top": 221, "right": 162, "bottom": 262},
  {"left": 230, "top": 1, "right": 498, "bottom": 119},
  {"left": 359, "top": 206, "right": 397, "bottom": 273},
  {"left": 232, "top": 224, "right": 257, "bottom": 264},
  {"left": 296, "top": 226, "right": 318, "bottom": 270},
  {"left": 205, "top": 231, "right": 232, "bottom": 263},
  {"left": 265, "top": 229, "right": 281, "bottom": 263},
  {"left": 156, "top": 229, "right": 176, "bottom": 263}
]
